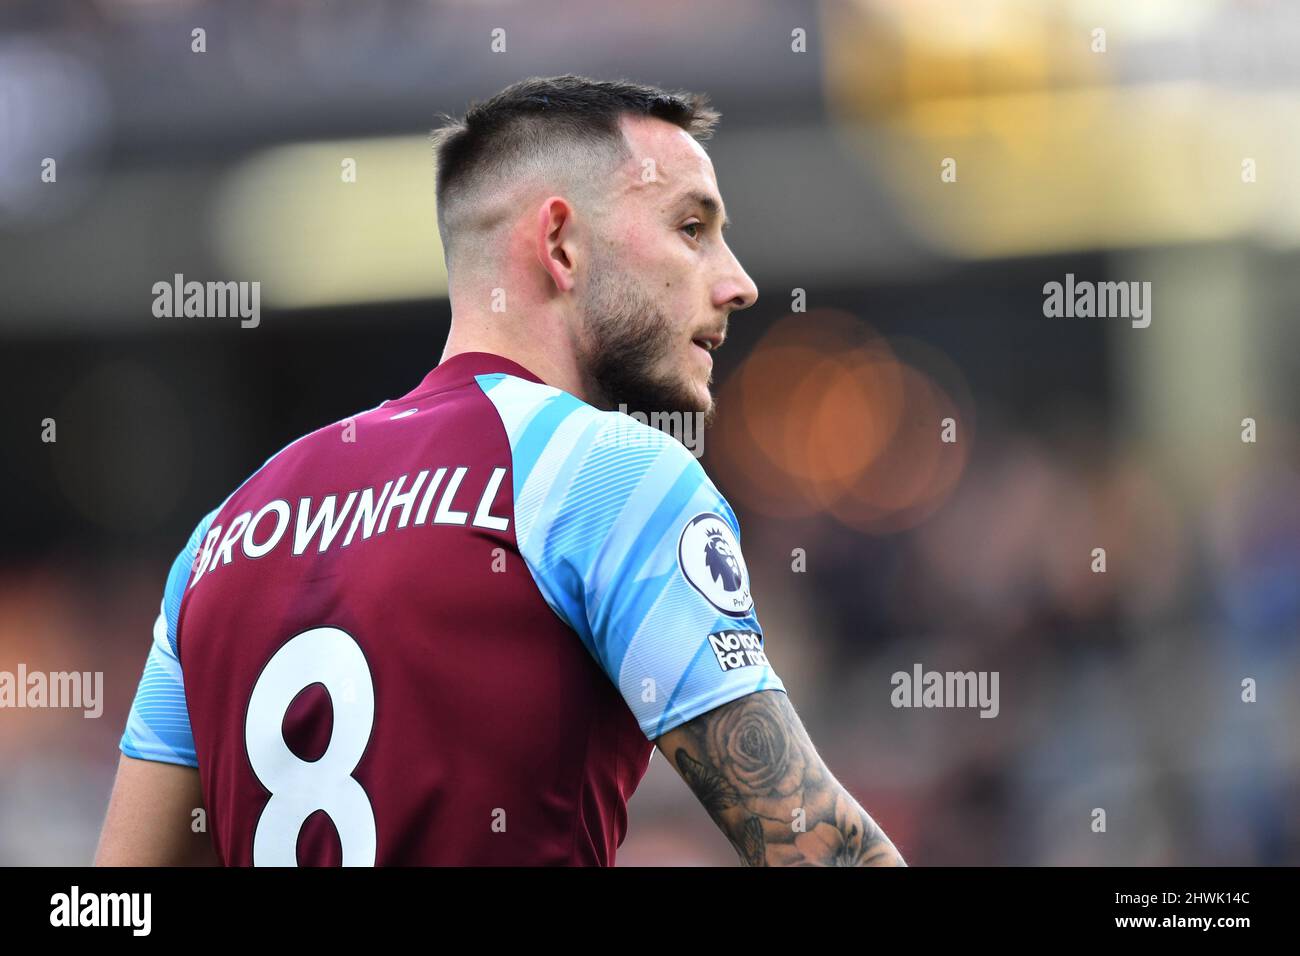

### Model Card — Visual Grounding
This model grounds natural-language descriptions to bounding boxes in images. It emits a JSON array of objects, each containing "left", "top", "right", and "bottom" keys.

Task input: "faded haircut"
[{"left": 430, "top": 74, "right": 719, "bottom": 272}]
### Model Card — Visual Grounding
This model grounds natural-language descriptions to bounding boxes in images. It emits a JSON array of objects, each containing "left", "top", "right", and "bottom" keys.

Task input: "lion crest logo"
[
  {"left": 702, "top": 525, "right": 742, "bottom": 592},
  {"left": 677, "top": 513, "right": 753, "bottom": 616}
]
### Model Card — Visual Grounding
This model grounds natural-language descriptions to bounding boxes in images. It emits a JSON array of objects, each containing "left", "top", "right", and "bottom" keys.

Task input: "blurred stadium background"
[{"left": 2, "top": 0, "right": 1298, "bottom": 865}]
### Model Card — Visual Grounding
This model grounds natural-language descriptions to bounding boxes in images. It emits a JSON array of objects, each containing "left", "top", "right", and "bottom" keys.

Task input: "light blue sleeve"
[
  {"left": 119, "top": 510, "right": 218, "bottom": 767},
  {"left": 478, "top": 373, "right": 786, "bottom": 740}
]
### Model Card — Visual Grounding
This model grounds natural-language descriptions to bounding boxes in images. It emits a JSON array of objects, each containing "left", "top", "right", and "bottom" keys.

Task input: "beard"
[{"left": 576, "top": 253, "right": 715, "bottom": 423}]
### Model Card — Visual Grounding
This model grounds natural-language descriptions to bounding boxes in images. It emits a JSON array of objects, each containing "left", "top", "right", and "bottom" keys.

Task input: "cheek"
[
  {"left": 656, "top": 267, "right": 699, "bottom": 311},
  {"left": 631, "top": 232, "right": 690, "bottom": 284},
  {"left": 618, "top": 223, "right": 661, "bottom": 263}
]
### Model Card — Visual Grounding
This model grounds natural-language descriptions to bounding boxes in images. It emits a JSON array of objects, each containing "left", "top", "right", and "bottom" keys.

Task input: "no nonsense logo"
[
  {"left": 708, "top": 630, "right": 768, "bottom": 672},
  {"left": 677, "top": 512, "right": 753, "bottom": 616}
]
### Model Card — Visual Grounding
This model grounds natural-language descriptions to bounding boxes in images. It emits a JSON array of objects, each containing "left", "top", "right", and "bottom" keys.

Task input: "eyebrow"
[{"left": 675, "top": 189, "right": 732, "bottom": 232}]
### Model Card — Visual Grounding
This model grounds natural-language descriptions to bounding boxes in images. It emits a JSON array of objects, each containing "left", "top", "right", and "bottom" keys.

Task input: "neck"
[{"left": 440, "top": 306, "right": 591, "bottom": 404}]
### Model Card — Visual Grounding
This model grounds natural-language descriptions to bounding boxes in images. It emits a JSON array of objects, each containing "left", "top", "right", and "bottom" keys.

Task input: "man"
[{"left": 96, "top": 75, "right": 904, "bottom": 867}]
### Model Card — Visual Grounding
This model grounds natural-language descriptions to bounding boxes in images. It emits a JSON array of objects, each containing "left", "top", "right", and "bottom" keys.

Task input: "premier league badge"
[{"left": 677, "top": 513, "right": 753, "bottom": 616}]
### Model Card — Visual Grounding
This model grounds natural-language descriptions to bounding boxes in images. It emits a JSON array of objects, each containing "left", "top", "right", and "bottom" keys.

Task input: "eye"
[{"left": 680, "top": 221, "right": 703, "bottom": 242}]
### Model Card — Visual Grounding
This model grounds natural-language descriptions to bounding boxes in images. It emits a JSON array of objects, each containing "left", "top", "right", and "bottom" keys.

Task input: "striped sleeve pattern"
[
  {"left": 477, "top": 372, "right": 785, "bottom": 740},
  {"left": 119, "top": 509, "right": 217, "bottom": 767}
]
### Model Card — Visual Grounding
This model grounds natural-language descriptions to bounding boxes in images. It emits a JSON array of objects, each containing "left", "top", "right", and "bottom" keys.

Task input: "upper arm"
[
  {"left": 480, "top": 380, "right": 785, "bottom": 739},
  {"left": 655, "top": 689, "right": 906, "bottom": 867},
  {"left": 95, "top": 754, "right": 218, "bottom": 866},
  {"left": 104, "top": 511, "right": 220, "bottom": 865},
  {"left": 478, "top": 381, "right": 894, "bottom": 865},
  {"left": 119, "top": 511, "right": 217, "bottom": 767}
]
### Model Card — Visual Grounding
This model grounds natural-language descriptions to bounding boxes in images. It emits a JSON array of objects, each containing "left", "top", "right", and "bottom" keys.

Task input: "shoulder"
[
  {"left": 475, "top": 372, "right": 713, "bottom": 493},
  {"left": 474, "top": 374, "right": 731, "bottom": 561}
]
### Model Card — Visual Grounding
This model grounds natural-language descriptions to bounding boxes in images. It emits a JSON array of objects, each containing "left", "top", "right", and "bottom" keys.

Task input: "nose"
[{"left": 716, "top": 244, "right": 758, "bottom": 313}]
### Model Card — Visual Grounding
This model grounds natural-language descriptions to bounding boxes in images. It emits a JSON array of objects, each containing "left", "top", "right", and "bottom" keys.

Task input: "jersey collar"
[{"left": 391, "top": 351, "right": 547, "bottom": 404}]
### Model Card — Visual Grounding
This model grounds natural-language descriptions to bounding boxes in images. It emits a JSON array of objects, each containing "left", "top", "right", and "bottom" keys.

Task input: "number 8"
[{"left": 246, "top": 626, "right": 376, "bottom": 865}]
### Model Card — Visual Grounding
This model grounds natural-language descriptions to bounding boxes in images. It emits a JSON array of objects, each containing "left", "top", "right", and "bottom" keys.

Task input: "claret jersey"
[{"left": 119, "top": 351, "right": 785, "bottom": 865}]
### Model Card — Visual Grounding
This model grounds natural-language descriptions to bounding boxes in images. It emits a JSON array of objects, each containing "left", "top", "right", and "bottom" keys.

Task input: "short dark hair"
[{"left": 430, "top": 74, "right": 720, "bottom": 266}]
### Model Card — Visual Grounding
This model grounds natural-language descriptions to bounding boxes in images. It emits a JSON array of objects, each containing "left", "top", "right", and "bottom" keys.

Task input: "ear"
[{"left": 534, "top": 196, "right": 578, "bottom": 293}]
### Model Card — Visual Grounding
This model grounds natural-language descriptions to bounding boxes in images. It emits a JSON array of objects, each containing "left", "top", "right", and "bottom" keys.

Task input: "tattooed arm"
[{"left": 655, "top": 689, "right": 905, "bottom": 866}]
